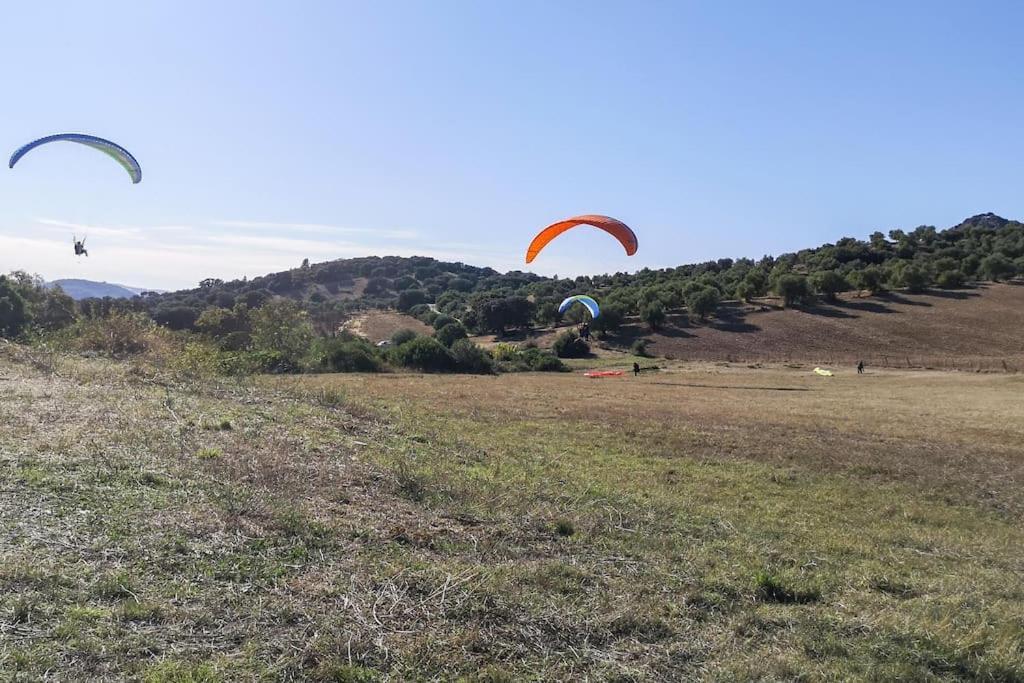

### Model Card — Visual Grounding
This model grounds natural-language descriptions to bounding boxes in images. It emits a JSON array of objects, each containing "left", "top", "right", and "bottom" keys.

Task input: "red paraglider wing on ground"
[{"left": 525, "top": 215, "right": 637, "bottom": 263}]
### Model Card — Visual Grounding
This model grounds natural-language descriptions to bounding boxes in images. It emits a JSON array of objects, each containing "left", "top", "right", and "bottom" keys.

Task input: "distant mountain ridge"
[{"left": 47, "top": 279, "right": 160, "bottom": 300}]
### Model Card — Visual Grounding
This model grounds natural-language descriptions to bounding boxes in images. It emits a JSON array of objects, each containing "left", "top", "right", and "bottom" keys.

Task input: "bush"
[
  {"left": 68, "top": 312, "right": 161, "bottom": 357},
  {"left": 319, "top": 338, "right": 382, "bottom": 373},
  {"left": 631, "top": 339, "right": 651, "bottom": 357},
  {"left": 434, "top": 322, "right": 468, "bottom": 347},
  {"left": 390, "top": 336, "right": 456, "bottom": 372},
  {"left": 524, "top": 350, "right": 567, "bottom": 371},
  {"left": 552, "top": 330, "right": 589, "bottom": 358},
  {"left": 391, "top": 328, "right": 419, "bottom": 346},
  {"left": 450, "top": 339, "right": 494, "bottom": 374}
]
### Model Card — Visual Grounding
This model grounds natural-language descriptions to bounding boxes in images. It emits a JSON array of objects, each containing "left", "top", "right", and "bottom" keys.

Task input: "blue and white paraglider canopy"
[
  {"left": 558, "top": 295, "right": 600, "bottom": 319},
  {"left": 10, "top": 133, "right": 142, "bottom": 184}
]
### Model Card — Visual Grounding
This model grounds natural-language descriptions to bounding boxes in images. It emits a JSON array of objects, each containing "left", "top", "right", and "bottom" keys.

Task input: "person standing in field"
[
  {"left": 857, "top": 360, "right": 865, "bottom": 374},
  {"left": 633, "top": 362, "right": 641, "bottom": 377}
]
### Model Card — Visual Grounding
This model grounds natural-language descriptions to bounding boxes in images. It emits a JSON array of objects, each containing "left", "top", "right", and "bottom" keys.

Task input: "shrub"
[
  {"left": 525, "top": 351, "right": 567, "bottom": 372},
  {"left": 631, "top": 339, "right": 651, "bottom": 357},
  {"left": 451, "top": 339, "right": 494, "bottom": 374},
  {"left": 391, "top": 328, "right": 419, "bottom": 346},
  {"left": 319, "top": 338, "right": 382, "bottom": 373},
  {"left": 552, "top": 330, "right": 589, "bottom": 358},
  {"left": 434, "top": 322, "right": 468, "bottom": 348},
  {"left": 69, "top": 312, "right": 161, "bottom": 357},
  {"left": 390, "top": 336, "right": 456, "bottom": 372}
]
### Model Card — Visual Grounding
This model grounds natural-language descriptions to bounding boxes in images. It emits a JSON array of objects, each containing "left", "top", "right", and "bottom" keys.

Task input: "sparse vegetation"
[{"left": 1, "top": 345, "right": 1023, "bottom": 679}]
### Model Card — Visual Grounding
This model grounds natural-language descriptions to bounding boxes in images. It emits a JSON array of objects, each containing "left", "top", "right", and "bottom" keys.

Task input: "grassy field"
[{"left": 2, "top": 345, "right": 1023, "bottom": 680}]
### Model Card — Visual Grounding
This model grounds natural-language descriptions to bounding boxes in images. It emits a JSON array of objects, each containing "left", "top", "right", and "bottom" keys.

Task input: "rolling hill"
[{"left": 48, "top": 279, "right": 157, "bottom": 300}]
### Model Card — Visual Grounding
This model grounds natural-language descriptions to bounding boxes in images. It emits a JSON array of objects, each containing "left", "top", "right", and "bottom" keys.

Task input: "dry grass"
[
  {"left": 2, "top": 343, "right": 1023, "bottom": 680},
  {"left": 485, "top": 283, "right": 1024, "bottom": 371},
  {"left": 342, "top": 310, "right": 434, "bottom": 344}
]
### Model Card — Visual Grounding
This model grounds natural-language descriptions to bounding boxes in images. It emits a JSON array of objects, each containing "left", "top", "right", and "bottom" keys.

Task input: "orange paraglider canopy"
[{"left": 525, "top": 215, "right": 637, "bottom": 263}]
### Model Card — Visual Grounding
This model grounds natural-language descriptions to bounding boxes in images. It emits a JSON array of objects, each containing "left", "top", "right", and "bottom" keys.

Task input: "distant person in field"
[
  {"left": 633, "top": 361, "right": 640, "bottom": 377},
  {"left": 857, "top": 360, "right": 865, "bottom": 374}
]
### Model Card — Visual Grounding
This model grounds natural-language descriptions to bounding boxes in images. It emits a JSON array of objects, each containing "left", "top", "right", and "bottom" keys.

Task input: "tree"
[
  {"left": 892, "top": 263, "right": 930, "bottom": 293},
  {"left": 0, "top": 276, "right": 29, "bottom": 337},
  {"left": 393, "top": 275, "right": 418, "bottom": 291},
  {"left": 589, "top": 305, "right": 624, "bottom": 337},
  {"left": 935, "top": 269, "right": 965, "bottom": 289},
  {"left": 475, "top": 297, "right": 536, "bottom": 334},
  {"left": 250, "top": 299, "right": 315, "bottom": 364},
  {"left": 434, "top": 322, "right": 468, "bottom": 347},
  {"left": 448, "top": 277, "right": 474, "bottom": 292},
  {"left": 980, "top": 254, "right": 1015, "bottom": 282},
  {"left": 774, "top": 274, "right": 812, "bottom": 307},
  {"left": 153, "top": 305, "right": 200, "bottom": 331},
  {"left": 396, "top": 289, "right": 429, "bottom": 311},
  {"left": 850, "top": 266, "right": 884, "bottom": 295},
  {"left": 534, "top": 301, "right": 559, "bottom": 326},
  {"left": 364, "top": 277, "right": 392, "bottom": 295},
  {"left": 734, "top": 281, "right": 757, "bottom": 303},
  {"left": 641, "top": 302, "right": 666, "bottom": 331},
  {"left": 809, "top": 270, "right": 850, "bottom": 302},
  {"left": 686, "top": 287, "right": 720, "bottom": 321}
]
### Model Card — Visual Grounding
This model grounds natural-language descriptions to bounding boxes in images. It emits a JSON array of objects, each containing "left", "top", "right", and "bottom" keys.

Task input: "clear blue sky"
[{"left": 1, "top": 1, "right": 1022, "bottom": 290}]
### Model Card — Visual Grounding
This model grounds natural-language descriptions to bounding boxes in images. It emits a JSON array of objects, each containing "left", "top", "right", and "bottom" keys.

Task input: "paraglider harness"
[{"left": 73, "top": 235, "right": 88, "bottom": 257}]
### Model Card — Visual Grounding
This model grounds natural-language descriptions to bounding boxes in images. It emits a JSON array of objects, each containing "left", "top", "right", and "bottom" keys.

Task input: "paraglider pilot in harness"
[{"left": 73, "top": 235, "right": 88, "bottom": 257}]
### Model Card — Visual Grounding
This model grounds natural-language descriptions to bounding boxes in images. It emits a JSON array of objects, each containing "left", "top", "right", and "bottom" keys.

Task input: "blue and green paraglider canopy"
[
  {"left": 558, "top": 295, "right": 600, "bottom": 319},
  {"left": 9, "top": 133, "right": 142, "bottom": 184}
]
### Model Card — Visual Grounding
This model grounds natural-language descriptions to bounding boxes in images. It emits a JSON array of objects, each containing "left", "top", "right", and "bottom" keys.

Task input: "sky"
[{"left": 1, "top": 1, "right": 1022, "bottom": 291}]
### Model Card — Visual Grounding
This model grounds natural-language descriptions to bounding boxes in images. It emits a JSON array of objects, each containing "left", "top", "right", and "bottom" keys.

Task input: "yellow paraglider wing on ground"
[{"left": 813, "top": 367, "right": 834, "bottom": 377}]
